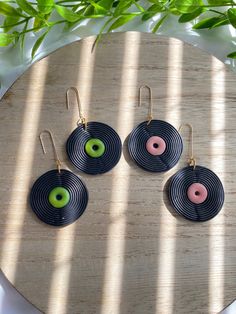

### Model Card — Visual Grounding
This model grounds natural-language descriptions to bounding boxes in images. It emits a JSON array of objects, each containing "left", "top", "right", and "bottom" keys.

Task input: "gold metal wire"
[
  {"left": 179, "top": 123, "right": 196, "bottom": 169},
  {"left": 138, "top": 85, "right": 153, "bottom": 125},
  {"left": 66, "top": 86, "right": 87, "bottom": 128},
  {"left": 39, "top": 130, "right": 62, "bottom": 173}
]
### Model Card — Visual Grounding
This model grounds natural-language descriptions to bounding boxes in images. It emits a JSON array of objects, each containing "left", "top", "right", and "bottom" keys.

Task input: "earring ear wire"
[
  {"left": 39, "top": 129, "right": 62, "bottom": 173},
  {"left": 138, "top": 85, "right": 153, "bottom": 125},
  {"left": 66, "top": 87, "right": 87, "bottom": 129},
  {"left": 178, "top": 123, "right": 196, "bottom": 169}
]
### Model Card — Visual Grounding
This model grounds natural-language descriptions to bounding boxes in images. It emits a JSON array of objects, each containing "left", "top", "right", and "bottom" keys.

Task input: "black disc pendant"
[
  {"left": 128, "top": 120, "right": 183, "bottom": 172},
  {"left": 66, "top": 121, "right": 122, "bottom": 175},
  {"left": 168, "top": 165, "right": 224, "bottom": 222},
  {"left": 30, "top": 169, "right": 88, "bottom": 226}
]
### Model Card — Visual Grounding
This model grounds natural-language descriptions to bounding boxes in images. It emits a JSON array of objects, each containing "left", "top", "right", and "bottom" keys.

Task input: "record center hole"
[
  {"left": 153, "top": 143, "right": 159, "bottom": 149},
  {"left": 195, "top": 191, "right": 200, "bottom": 196},
  {"left": 92, "top": 145, "right": 99, "bottom": 151},
  {"left": 56, "top": 194, "right": 63, "bottom": 201}
]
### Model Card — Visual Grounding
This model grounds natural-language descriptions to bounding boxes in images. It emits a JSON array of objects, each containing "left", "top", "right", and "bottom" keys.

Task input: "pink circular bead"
[
  {"left": 146, "top": 136, "right": 166, "bottom": 156},
  {"left": 187, "top": 183, "right": 208, "bottom": 204}
]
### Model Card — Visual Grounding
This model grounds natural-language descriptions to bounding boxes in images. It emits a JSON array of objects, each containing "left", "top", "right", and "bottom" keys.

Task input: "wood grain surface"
[{"left": 0, "top": 32, "right": 235, "bottom": 314}]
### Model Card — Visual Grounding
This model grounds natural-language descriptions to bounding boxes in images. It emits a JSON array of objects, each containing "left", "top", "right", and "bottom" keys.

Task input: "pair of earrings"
[
  {"left": 30, "top": 87, "right": 123, "bottom": 227},
  {"left": 128, "top": 86, "right": 224, "bottom": 221}
]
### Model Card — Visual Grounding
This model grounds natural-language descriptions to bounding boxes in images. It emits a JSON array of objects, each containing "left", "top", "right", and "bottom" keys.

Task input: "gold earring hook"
[
  {"left": 66, "top": 87, "right": 87, "bottom": 128},
  {"left": 179, "top": 123, "right": 196, "bottom": 169},
  {"left": 139, "top": 85, "right": 153, "bottom": 125},
  {"left": 39, "top": 130, "right": 62, "bottom": 173}
]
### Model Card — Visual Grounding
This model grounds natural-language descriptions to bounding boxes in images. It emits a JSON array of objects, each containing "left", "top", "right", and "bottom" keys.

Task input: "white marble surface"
[
  {"left": 0, "top": 12, "right": 236, "bottom": 99},
  {"left": 0, "top": 270, "right": 42, "bottom": 313},
  {"left": 220, "top": 300, "right": 236, "bottom": 314}
]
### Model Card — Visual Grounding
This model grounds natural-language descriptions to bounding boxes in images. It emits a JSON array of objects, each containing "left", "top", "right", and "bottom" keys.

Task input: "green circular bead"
[
  {"left": 85, "top": 138, "right": 105, "bottom": 158},
  {"left": 48, "top": 187, "right": 70, "bottom": 208}
]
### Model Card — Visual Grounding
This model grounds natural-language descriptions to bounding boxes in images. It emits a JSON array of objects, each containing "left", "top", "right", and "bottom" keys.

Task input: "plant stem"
[
  {"left": 17, "top": 19, "right": 66, "bottom": 35},
  {"left": 0, "top": 18, "right": 31, "bottom": 29},
  {"left": 50, "top": 20, "right": 68, "bottom": 26},
  {"left": 18, "top": 25, "right": 46, "bottom": 34},
  {"left": 200, "top": 4, "right": 236, "bottom": 7},
  {"left": 56, "top": 0, "right": 85, "bottom": 4},
  {"left": 20, "top": 19, "right": 28, "bottom": 50},
  {"left": 209, "top": 9, "right": 227, "bottom": 16}
]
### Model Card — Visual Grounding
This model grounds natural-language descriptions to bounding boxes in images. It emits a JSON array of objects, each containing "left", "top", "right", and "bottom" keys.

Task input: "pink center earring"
[
  {"left": 128, "top": 85, "right": 183, "bottom": 172},
  {"left": 168, "top": 123, "right": 224, "bottom": 222}
]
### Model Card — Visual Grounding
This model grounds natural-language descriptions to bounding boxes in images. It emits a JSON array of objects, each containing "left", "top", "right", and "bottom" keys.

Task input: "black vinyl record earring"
[
  {"left": 128, "top": 85, "right": 183, "bottom": 172},
  {"left": 30, "top": 130, "right": 88, "bottom": 227},
  {"left": 168, "top": 124, "right": 224, "bottom": 222},
  {"left": 66, "top": 87, "right": 122, "bottom": 175}
]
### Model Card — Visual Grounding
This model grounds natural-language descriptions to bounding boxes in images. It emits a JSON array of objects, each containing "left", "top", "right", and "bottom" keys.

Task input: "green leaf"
[
  {"left": 93, "top": 16, "right": 114, "bottom": 50},
  {"left": 228, "top": 8, "right": 236, "bottom": 28},
  {"left": 227, "top": 51, "right": 236, "bottom": 58},
  {"left": 108, "top": 14, "right": 136, "bottom": 31},
  {"left": 0, "top": 32, "right": 15, "bottom": 46},
  {"left": 0, "top": 1, "right": 23, "bottom": 17},
  {"left": 72, "top": 3, "right": 84, "bottom": 11},
  {"left": 133, "top": 1, "right": 145, "bottom": 12},
  {"left": 83, "top": 5, "right": 95, "bottom": 16},
  {"left": 31, "top": 29, "right": 49, "bottom": 58},
  {"left": 83, "top": 14, "right": 106, "bottom": 18},
  {"left": 142, "top": 4, "right": 165, "bottom": 21},
  {"left": 169, "top": 8, "right": 181, "bottom": 15},
  {"left": 16, "top": 0, "right": 38, "bottom": 16},
  {"left": 3, "top": 15, "right": 20, "bottom": 32},
  {"left": 89, "top": 0, "right": 108, "bottom": 14},
  {"left": 97, "top": 0, "right": 113, "bottom": 10},
  {"left": 178, "top": 7, "right": 204, "bottom": 23},
  {"left": 113, "top": 0, "right": 132, "bottom": 17},
  {"left": 33, "top": 16, "right": 45, "bottom": 29},
  {"left": 152, "top": 13, "right": 168, "bottom": 33},
  {"left": 175, "top": 0, "right": 202, "bottom": 14},
  {"left": 193, "top": 16, "right": 224, "bottom": 29},
  {"left": 72, "top": 3, "right": 85, "bottom": 13},
  {"left": 20, "top": 18, "right": 28, "bottom": 50},
  {"left": 37, "top": 0, "right": 54, "bottom": 14},
  {"left": 169, "top": 2, "right": 181, "bottom": 16},
  {"left": 208, "top": 0, "right": 232, "bottom": 4},
  {"left": 112, "top": 1, "right": 119, "bottom": 7},
  {"left": 148, "top": 0, "right": 166, "bottom": 3},
  {"left": 55, "top": 5, "right": 80, "bottom": 22},
  {"left": 12, "top": 31, "right": 20, "bottom": 46},
  {"left": 211, "top": 18, "right": 229, "bottom": 28}
]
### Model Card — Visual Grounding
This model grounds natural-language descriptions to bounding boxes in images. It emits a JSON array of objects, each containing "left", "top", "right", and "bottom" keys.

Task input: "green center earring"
[
  {"left": 65, "top": 87, "right": 122, "bottom": 175},
  {"left": 30, "top": 130, "right": 88, "bottom": 227}
]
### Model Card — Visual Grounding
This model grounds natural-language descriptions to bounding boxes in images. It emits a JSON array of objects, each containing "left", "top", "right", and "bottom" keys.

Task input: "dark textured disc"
[
  {"left": 168, "top": 165, "right": 224, "bottom": 222},
  {"left": 66, "top": 121, "right": 122, "bottom": 175},
  {"left": 30, "top": 169, "right": 88, "bottom": 226},
  {"left": 128, "top": 120, "right": 183, "bottom": 172}
]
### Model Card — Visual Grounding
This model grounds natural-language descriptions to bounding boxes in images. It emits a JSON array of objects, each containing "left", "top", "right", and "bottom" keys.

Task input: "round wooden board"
[{"left": 0, "top": 32, "right": 235, "bottom": 314}]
